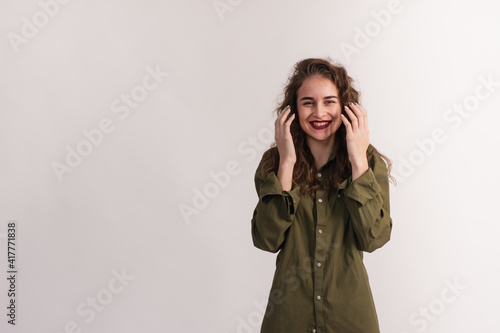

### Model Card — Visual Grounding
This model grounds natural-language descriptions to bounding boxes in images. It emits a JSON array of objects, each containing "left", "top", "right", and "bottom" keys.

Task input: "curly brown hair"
[{"left": 259, "top": 57, "right": 395, "bottom": 198}]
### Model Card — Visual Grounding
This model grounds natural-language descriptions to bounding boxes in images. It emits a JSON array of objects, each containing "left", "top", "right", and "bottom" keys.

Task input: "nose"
[{"left": 313, "top": 104, "right": 327, "bottom": 118}]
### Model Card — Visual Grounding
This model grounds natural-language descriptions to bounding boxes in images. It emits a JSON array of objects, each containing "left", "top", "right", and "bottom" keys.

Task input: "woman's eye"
[
  {"left": 326, "top": 100, "right": 336, "bottom": 104},
  {"left": 303, "top": 102, "right": 312, "bottom": 105}
]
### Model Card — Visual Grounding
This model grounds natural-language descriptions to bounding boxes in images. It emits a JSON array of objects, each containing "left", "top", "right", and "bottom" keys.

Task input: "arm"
[
  {"left": 342, "top": 146, "right": 392, "bottom": 252},
  {"left": 251, "top": 158, "right": 301, "bottom": 253}
]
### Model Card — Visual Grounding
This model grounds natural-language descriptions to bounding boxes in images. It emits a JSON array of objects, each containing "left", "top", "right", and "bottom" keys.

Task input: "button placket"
[{"left": 313, "top": 189, "right": 326, "bottom": 329}]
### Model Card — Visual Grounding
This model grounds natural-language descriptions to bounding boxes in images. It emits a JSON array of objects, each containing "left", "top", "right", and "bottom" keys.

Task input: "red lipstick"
[{"left": 309, "top": 121, "right": 332, "bottom": 130}]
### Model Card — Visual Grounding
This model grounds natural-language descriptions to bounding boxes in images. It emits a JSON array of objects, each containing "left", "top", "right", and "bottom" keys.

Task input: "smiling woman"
[
  {"left": 296, "top": 75, "right": 343, "bottom": 170},
  {"left": 250, "top": 57, "right": 395, "bottom": 333}
]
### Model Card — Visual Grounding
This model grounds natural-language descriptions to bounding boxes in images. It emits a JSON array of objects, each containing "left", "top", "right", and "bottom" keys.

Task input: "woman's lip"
[{"left": 309, "top": 121, "right": 332, "bottom": 130}]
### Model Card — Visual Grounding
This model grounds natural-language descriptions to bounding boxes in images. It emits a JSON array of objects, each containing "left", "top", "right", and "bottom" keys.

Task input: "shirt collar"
[
  {"left": 318, "top": 138, "right": 351, "bottom": 190},
  {"left": 317, "top": 138, "right": 340, "bottom": 172}
]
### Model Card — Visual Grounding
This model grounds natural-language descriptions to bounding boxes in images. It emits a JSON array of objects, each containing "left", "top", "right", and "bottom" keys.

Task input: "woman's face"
[{"left": 296, "top": 75, "right": 343, "bottom": 144}]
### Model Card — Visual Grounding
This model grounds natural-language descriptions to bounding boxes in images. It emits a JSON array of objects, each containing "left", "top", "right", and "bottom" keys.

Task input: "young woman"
[{"left": 251, "top": 58, "right": 394, "bottom": 333}]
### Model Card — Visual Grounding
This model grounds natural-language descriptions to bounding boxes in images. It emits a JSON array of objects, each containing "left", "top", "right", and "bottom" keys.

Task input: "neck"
[{"left": 306, "top": 136, "right": 335, "bottom": 170}]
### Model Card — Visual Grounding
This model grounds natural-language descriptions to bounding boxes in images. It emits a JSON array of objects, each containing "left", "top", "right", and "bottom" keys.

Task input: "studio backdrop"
[{"left": 1, "top": 0, "right": 499, "bottom": 332}]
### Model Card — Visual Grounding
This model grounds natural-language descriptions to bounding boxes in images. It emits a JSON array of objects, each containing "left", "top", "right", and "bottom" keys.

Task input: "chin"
[{"left": 307, "top": 132, "right": 334, "bottom": 142}]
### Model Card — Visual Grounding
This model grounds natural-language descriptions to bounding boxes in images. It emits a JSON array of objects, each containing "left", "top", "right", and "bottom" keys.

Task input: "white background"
[{"left": 1, "top": 0, "right": 500, "bottom": 332}]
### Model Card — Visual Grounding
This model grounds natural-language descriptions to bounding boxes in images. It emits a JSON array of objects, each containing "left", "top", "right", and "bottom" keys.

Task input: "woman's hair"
[{"left": 259, "top": 57, "right": 395, "bottom": 198}]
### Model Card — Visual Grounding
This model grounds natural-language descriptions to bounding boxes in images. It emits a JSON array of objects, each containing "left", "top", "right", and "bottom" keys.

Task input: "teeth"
[{"left": 311, "top": 121, "right": 330, "bottom": 126}]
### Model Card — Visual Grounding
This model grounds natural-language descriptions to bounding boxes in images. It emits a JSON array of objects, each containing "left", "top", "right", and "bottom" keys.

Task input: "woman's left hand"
[{"left": 341, "top": 103, "right": 369, "bottom": 171}]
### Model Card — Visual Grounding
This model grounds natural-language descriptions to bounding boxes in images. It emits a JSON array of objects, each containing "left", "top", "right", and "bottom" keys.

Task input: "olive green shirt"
[{"left": 251, "top": 141, "right": 392, "bottom": 333}]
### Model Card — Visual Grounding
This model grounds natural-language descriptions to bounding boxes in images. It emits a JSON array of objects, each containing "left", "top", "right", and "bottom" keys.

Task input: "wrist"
[
  {"left": 352, "top": 162, "right": 368, "bottom": 172},
  {"left": 351, "top": 159, "right": 369, "bottom": 181},
  {"left": 350, "top": 155, "right": 368, "bottom": 169},
  {"left": 277, "top": 162, "right": 294, "bottom": 192},
  {"left": 279, "top": 160, "right": 295, "bottom": 169}
]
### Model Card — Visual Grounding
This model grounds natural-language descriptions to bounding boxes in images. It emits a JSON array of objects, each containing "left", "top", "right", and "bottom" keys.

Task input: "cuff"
[
  {"left": 343, "top": 167, "right": 381, "bottom": 206},
  {"left": 259, "top": 171, "right": 301, "bottom": 214}
]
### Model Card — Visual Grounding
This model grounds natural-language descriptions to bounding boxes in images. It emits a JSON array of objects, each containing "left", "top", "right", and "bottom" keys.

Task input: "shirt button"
[
  {"left": 318, "top": 173, "right": 322, "bottom": 178},
  {"left": 316, "top": 295, "right": 321, "bottom": 300},
  {"left": 337, "top": 194, "right": 341, "bottom": 197},
  {"left": 317, "top": 262, "right": 322, "bottom": 267},
  {"left": 312, "top": 330, "right": 317, "bottom": 333},
  {"left": 318, "top": 229, "right": 323, "bottom": 234},
  {"left": 318, "top": 198, "right": 323, "bottom": 203}
]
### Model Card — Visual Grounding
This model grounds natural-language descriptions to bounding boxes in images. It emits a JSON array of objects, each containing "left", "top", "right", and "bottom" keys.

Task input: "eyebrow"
[{"left": 299, "top": 96, "right": 338, "bottom": 101}]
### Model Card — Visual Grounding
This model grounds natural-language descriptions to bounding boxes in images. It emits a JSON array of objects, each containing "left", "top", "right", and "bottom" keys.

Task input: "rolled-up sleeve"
[
  {"left": 251, "top": 161, "right": 301, "bottom": 253},
  {"left": 342, "top": 147, "right": 392, "bottom": 252}
]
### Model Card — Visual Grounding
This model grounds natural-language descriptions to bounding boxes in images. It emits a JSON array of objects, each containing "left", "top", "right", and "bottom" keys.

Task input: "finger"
[
  {"left": 348, "top": 103, "right": 363, "bottom": 118},
  {"left": 276, "top": 106, "right": 289, "bottom": 127},
  {"left": 344, "top": 105, "right": 358, "bottom": 130},
  {"left": 279, "top": 105, "right": 291, "bottom": 125},
  {"left": 350, "top": 103, "right": 367, "bottom": 130},
  {"left": 284, "top": 113, "right": 295, "bottom": 134},
  {"left": 275, "top": 115, "right": 281, "bottom": 132},
  {"left": 275, "top": 116, "right": 284, "bottom": 137},
  {"left": 356, "top": 103, "right": 367, "bottom": 115},
  {"left": 359, "top": 104, "right": 368, "bottom": 130},
  {"left": 340, "top": 113, "right": 353, "bottom": 136},
  {"left": 285, "top": 110, "right": 295, "bottom": 123}
]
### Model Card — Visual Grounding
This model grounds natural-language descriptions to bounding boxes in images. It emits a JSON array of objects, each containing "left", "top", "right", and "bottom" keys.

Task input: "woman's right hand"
[{"left": 275, "top": 105, "right": 297, "bottom": 166}]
